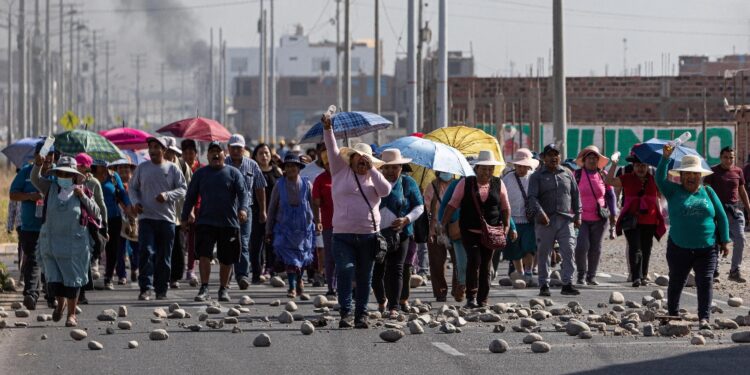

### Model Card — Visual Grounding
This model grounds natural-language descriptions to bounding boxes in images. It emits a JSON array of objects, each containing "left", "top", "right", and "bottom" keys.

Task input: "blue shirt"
[
  {"left": 378, "top": 175, "right": 423, "bottom": 236},
  {"left": 100, "top": 172, "right": 132, "bottom": 219},
  {"left": 226, "top": 156, "right": 267, "bottom": 207},
  {"left": 9, "top": 164, "right": 43, "bottom": 232},
  {"left": 182, "top": 165, "right": 249, "bottom": 228}
]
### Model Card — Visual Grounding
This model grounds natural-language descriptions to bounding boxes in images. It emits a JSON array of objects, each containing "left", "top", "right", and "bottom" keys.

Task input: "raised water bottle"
[
  {"left": 39, "top": 136, "right": 55, "bottom": 157},
  {"left": 35, "top": 198, "right": 44, "bottom": 218},
  {"left": 667, "top": 132, "right": 691, "bottom": 149},
  {"left": 610, "top": 151, "right": 621, "bottom": 163}
]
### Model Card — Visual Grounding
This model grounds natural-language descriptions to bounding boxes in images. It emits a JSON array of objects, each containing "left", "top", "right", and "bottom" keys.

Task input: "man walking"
[
  {"left": 704, "top": 146, "right": 750, "bottom": 283},
  {"left": 129, "top": 137, "right": 187, "bottom": 301},
  {"left": 225, "top": 134, "right": 267, "bottom": 289},
  {"left": 183, "top": 141, "right": 248, "bottom": 302},
  {"left": 10, "top": 141, "right": 55, "bottom": 310},
  {"left": 528, "top": 143, "right": 582, "bottom": 297}
]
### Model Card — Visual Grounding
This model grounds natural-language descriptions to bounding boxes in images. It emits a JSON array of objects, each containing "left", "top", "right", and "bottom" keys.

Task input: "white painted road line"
[{"left": 432, "top": 342, "right": 466, "bottom": 356}]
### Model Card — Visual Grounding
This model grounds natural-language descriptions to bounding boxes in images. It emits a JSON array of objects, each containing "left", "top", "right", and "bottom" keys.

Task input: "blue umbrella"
[
  {"left": 1, "top": 137, "right": 44, "bottom": 168},
  {"left": 377, "top": 136, "right": 475, "bottom": 177},
  {"left": 300, "top": 111, "right": 392, "bottom": 144},
  {"left": 632, "top": 138, "right": 710, "bottom": 170}
]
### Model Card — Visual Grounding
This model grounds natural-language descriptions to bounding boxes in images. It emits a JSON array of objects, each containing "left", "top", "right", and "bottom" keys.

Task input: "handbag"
[
  {"left": 353, "top": 174, "right": 388, "bottom": 264},
  {"left": 513, "top": 172, "right": 535, "bottom": 222},
  {"left": 585, "top": 170, "right": 610, "bottom": 220},
  {"left": 470, "top": 178, "right": 507, "bottom": 250}
]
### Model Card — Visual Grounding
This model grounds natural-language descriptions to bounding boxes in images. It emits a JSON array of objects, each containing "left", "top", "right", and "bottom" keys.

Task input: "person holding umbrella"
[
  {"left": 371, "top": 149, "right": 424, "bottom": 317},
  {"left": 31, "top": 155, "right": 102, "bottom": 327},
  {"left": 183, "top": 141, "right": 248, "bottom": 302},
  {"left": 129, "top": 136, "right": 187, "bottom": 301},
  {"left": 322, "top": 112, "right": 391, "bottom": 329},
  {"left": 657, "top": 145, "right": 729, "bottom": 327}
]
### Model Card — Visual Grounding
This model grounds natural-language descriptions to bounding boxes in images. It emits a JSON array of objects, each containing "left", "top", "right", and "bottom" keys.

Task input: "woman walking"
[
  {"left": 372, "top": 149, "right": 424, "bottom": 318},
  {"left": 109, "top": 158, "right": 140, "bottom": 283},
  {"left": 656, "top": 145, "right": 729, "bottom": 328},
  {"left": 266, "top": 153, "right": 315, "bottom": 300},
  {"left": 573, "top": 145, "right": 617, "bottom": 286},
  {"left": 503, "top": 148, "right": 539, "bottom": 285},
  {"left": 606, "top": 148, "right": 665, "bottom": 287},
  {"left": 442, "top": 151, "right": 511, "bottom": 308},
  {"left": 31, "top": 155, "right": 101, "bottom": 327},
  {"left": 74, "top": 153, "right": 106, "bottom": 305},
  {"left": 252, "top": 143, "right": 283, "bottom": 281}
]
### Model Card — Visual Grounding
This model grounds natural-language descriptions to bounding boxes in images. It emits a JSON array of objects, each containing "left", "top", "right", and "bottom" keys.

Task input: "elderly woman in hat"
[
  {"left": 265, "top": 153, "right": 316, "bottom": 299},
  {"left": 74, "top": 153, "right": 107, "bottom": 304},
  {"left": 371, "top": 149, "right": 423, "bottom": 318},
  {"left": 321, "top": 113, "right": 391, "bottom": 329},
  {"left": 573, "top": 145, "right": 617, "bottom": 286},
  {"left": 606, "top": 147, "right": 666, "bottom": 287},
  {"left": 31, "top": 155, "right": 101, "bottom": 327},
  {"left": 442, "top": 150, "right": 510, "bottom": 308},
  {"left": 502, "top": 148, "right": 539, "bottom": 285},
  {"left": 657, "top": 145, "right": 729, "bottom": 327}
]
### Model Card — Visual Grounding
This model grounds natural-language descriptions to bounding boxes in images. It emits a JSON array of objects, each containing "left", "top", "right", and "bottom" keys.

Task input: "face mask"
[
  {"left": 438, "top": 173, "right": 453, "bottom": 182},
  {"left": 58, "top": 177, "right": 73, "bottom": 189}
]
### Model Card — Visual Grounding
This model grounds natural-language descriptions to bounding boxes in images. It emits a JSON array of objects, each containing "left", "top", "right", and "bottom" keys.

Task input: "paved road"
[{"left": 2, "top": 252, "right": 750, "bottom": 375}]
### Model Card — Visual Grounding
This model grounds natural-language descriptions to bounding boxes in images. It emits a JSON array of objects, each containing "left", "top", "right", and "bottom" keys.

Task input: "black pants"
[
  {"left": 462, "top": 231, "right": 495, "bottom": 305},
  {"left": 372, "top": 234, "right": 410, "bottom": 310},
  {"left": 666, "top": 239, "right": 717, "bottom": 321},
  {"left": 170, "top": 225, "right": 185, "bottom": 283},
  {"left": 624, "top": 224, "right": 656, "bottom": 281},
  {"left": 104, "top": 217, "right": 122, "bottom": 281},
  {"left": 249, "top": 217, "right": 266, "bottom": 282},
  {"left": 20, "top": 230, "right": 52, "bottom": 302},
  {"left": 48, "top": 282, "right": 80, "bottom": 299}
]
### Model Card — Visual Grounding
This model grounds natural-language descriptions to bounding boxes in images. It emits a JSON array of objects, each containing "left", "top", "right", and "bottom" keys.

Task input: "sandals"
[
  {"left": 387, "top": 310, "right": 400, "bottom": 320},
  {"left": 287, "top": 290, "right": 297, "bottom": 299},
  {"left": 52, "top": 301, "right": 66, "bottom": 323},
  {"left": 65, "top": 315, "right": 78, "bottom": 327}
]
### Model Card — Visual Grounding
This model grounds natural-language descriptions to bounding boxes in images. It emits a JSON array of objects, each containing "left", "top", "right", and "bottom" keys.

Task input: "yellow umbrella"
[{"left": 411, "top": 126, "right": 504, "bottom": 190}]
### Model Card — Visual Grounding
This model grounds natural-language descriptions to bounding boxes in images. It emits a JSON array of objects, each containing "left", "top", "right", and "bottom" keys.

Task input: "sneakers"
[
  {"left": 104, "top": 281, "right": 115, "bottom": 290},
  {"left": 138, "top": 290, "right": 152, "bottom": 301},
  {"left": 585, "top": 277, "right": 599, "bottom": 286},
  {"left": 155, "top": 293, "right": 168, "bottom": 300},
  {"left": 339, "top": 316, "right": 353, "bottom": 329},
  {"left": 195, "top": 285, "right": 210, "bottom": 302},
  {"left": 170, "top": 281, "right": 180, "bottom": 289},
  {"left": 699, "top": 319, "right": 711, "bottom": 330},
  {"left": 561, "top": 284, "right": 581, "bottom": 295},
  {"left": 464, "top": 299, "right": 478, "bottom": 309},
  {"left": 729, "top": 270, "right": 747, "bottom": 283},
  {"left": 23, "top": 295, "right": 37, "bottom": 311},
  {"left": 130, "top": 270, "right": 138, "bottom": 283},
  {"left": 325, "top": 290, "right": 337, "bottom": 297},
  {"left": 354, "top": 316, "right": 369, "bottom": 329},
  {"left": 238, "top": 278, "right": 250, "bottom": 290},
  {"left": 117, "top": 277, "right": 127, "bottom": 285},
  {"left": 539, "top": 285, "right": 551, "bottom": 297},
  {"left": 218, "top": 287, "right": 230, "bottom": 302},
  {"left": 632, "top": 279, "right": 641, "bottom": 288}
]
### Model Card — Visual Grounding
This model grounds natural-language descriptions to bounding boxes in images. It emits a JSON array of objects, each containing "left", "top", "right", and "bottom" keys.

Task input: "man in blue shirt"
[
  {"left": 183, "top": 141, "right": 248, "bottom": 302},
  {"left": 9, "top": 142, "right": 55, "bottom": 310},
  {"left": 225, "top": 134, "right": 267, "bottom": 289}
]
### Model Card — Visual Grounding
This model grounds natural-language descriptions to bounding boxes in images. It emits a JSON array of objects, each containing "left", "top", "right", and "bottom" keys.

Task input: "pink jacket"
[{"left": 324, "top": 129, "right": 391, "bottom": 234}]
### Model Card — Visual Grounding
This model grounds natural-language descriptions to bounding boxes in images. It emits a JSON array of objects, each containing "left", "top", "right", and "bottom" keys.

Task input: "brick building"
[{"left": 679, "top": 54, "right": 750, "bottom": 76}]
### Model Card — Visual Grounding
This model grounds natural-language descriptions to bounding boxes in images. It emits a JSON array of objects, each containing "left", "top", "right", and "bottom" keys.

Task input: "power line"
[{"left": 82, "top": 0, "right": 260, "bottom": 14}]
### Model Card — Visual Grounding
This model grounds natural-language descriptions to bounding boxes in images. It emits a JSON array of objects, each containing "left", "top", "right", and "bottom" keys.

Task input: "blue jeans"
[
  {"left": 234, "top": 210, "right": 252, "bottom": 282},
  {"left": 138, "top": 219, "right": 175, "bottom": 295},
  {"left": 333, "top": 233, "right": 376, "bottom": 318}
]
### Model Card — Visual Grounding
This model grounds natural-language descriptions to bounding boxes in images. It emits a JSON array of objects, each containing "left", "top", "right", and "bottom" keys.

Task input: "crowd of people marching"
[{"left": 8, "top": 110, "right": 747, "bottom": 330}]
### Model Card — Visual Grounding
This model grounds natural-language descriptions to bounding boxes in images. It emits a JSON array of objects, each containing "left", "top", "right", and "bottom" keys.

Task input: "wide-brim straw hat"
[
  {"left": 472, "top": 150, "right": 504, "bottom": 166},
  {"left": 340, "top": 143, "right": 384, "bottom": 168},
  {"left": 380, "top": 148, "right": 412, "bottom": 165},
  {"left": 508, "top": 148, "right": 539, "bottom": 169},
  {"left": 668, "top": 155, "right": 713, "bottom": 177},
  {"left": 575, "top": 145, "right": 609, "bottom": 170}
]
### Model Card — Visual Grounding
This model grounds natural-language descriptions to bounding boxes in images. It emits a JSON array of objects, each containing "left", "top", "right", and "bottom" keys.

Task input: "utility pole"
[
  {"left": 209, "top": 27, "right": 214, "bottom": 119},
  {"left": 67, "top": 12, "right": 73, "bottom": 112},
  {"left": 32, "top": 0, "right": 41, "bottom": 137},
  {"left": 269, "top": 0, "right": 276, "bottom": 144},
  {"left": 44, "top": 0, "right": 50, "bottom": 135},
  {"left": 335, "top": 0, "right": 342, "bottom": 109},
  {"left": 92, "top": 30, "right": 98, "bottom": 129},
  {"left": 552, "top": 0, "right": 567, "bottom": 157},
  {"left": 416, "top": 0, "right": 424, "bottom": 131},
  {"left": 104, "top": 41, "right": 110, "bottom": 124},
  {"left": 374, "top": 0, "right": 380, "bottom": 114},
  {"left": 7, "top": 0, "right": 13, "bottom": 147},
  {"left": 259, "top": 1, "right": 267, "bottom": 140},
  {"left": 406, "top": 0, "right": 417, "bottom": 133},
  {"left": 58, "top": 0, "right": 63, "bottom": 121},
  {"left": 160, "top": 62, "right": 164, "bottom": 126},
  {"left": 222, "top": 39, "right": 227, "bottom": 127},
  {"left": 343, "top": 0, "right": 350, "bottom": 111},
  {"left": 436, "top": 0, "right": 448, "bottom": 128},
  {"left": 18, "top": 0, "right": 26, "bottom": 139},
  {"left": 132, "top": 54, "right": 144, "bottom": 126}
]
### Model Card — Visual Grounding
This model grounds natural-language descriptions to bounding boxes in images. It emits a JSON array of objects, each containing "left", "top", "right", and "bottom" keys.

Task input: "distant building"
[{"left": 679, "top": 54, "right": 750, "bottom": 76}]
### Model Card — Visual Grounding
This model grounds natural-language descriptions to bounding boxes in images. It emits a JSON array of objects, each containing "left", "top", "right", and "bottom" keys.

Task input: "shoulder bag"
[
  {"left": 513, "top": 172, "right": 535, "bottom": 222},
  {"left": 585, "top": 170, "right": 611, "bottom": 220},
  {"left": 353, "top": 174, "right": 388, "bottom": 264},
  {"left": 470, "top": 178, "right": 507, "bottom": 250}
]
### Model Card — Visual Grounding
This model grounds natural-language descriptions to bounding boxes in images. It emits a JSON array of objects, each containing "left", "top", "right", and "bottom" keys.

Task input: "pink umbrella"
[
  {"left": 99, "top": 127, "right": 152, "bottom": 150},
  {"left": 156, "top": 117, "right": 231, "bottom": 142}
]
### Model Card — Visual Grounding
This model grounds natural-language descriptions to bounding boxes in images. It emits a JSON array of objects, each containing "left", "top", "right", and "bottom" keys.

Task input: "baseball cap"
[
  {"left": 146, "top": 136, "right": 168, "bottom": 149},
  {"left": 542, "top": 143, "right": 560, "bottom": 155},
  {"left": 207, "top": 141, "right": 223, "bottom": 151},
  {"left": 228, "top": 134, "right": 246, "bottom": 148}
]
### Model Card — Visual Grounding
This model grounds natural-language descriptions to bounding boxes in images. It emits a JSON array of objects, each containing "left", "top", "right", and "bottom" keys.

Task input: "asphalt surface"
[{"left": 2, "top": 252, "right": 750, "bottom": 375}]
